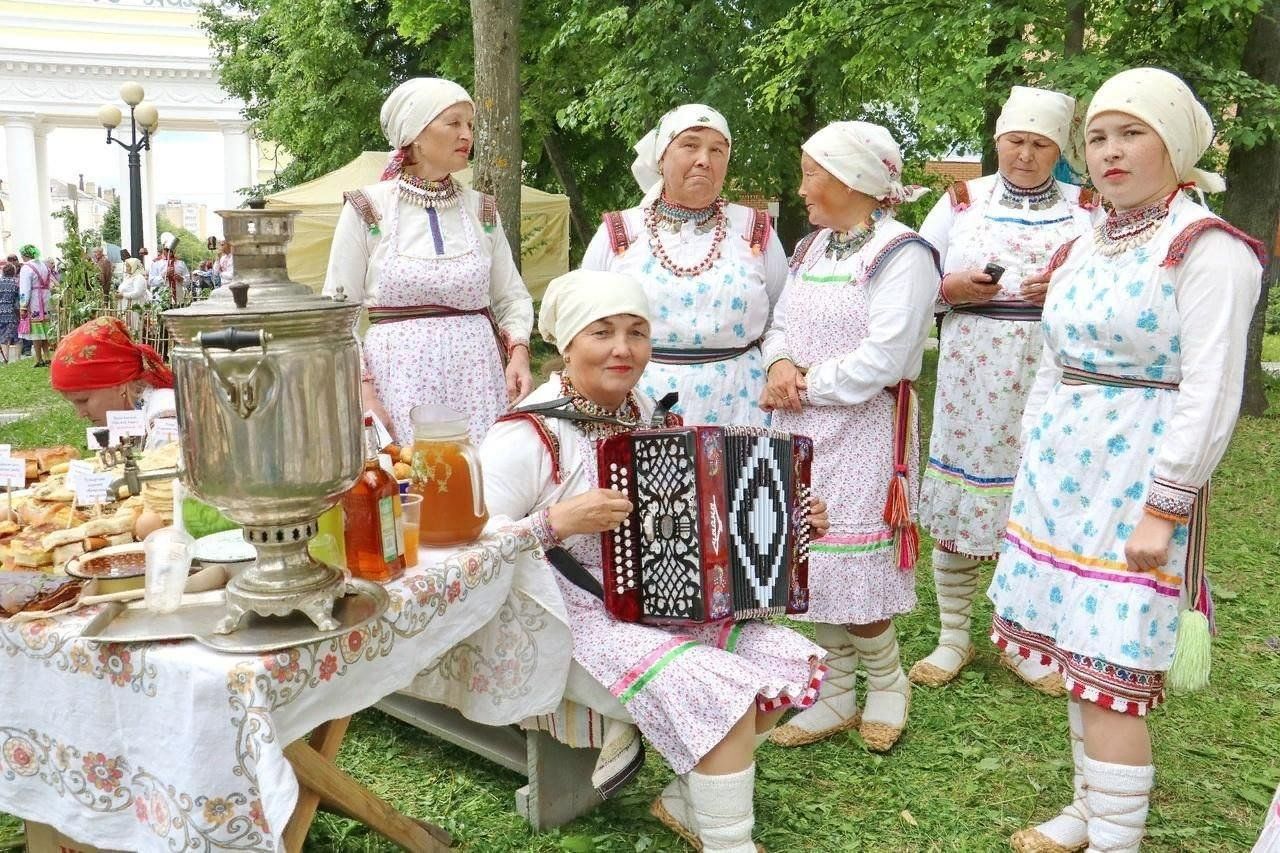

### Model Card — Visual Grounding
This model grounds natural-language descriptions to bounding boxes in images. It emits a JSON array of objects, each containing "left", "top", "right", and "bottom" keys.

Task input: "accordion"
[{"left": 598, "top": 426, "right": 813, "bottom": 625}]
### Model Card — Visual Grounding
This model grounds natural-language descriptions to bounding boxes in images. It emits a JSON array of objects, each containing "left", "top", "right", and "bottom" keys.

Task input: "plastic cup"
[
  {"left": 399, "top": 494, "right": 422, "bottom": 568},
  {"left": 143, "top": 527, "right": 196, "bottom": 614}
]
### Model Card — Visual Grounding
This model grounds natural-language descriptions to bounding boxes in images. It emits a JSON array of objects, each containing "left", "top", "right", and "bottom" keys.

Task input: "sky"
[{"left": 1, "top": 126, "right": 227, "bottom": 213}]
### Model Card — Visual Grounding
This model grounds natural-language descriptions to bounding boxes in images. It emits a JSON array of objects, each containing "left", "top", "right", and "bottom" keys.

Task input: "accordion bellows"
[{"left": 599, "top": 426, "right": 813, "bottom": 625}]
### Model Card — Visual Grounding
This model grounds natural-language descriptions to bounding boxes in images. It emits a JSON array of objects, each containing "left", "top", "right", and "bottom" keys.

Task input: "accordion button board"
[{"left": 599, "top": 426, "right": 812, "bottom": 626}]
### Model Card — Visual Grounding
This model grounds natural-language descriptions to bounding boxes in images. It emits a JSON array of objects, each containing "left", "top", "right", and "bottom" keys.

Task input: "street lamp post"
[{"left": 98, "top": 83, "right": 159, "bottom": 257}]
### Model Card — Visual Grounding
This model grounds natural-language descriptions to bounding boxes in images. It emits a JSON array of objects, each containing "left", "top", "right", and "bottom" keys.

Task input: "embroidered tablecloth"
[{"left": 0, "top": 523, "right": 571, "bottom": 852}]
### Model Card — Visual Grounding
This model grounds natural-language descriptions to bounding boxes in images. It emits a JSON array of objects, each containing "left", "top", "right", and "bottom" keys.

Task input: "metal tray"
[{"left": 78, "top": 580, "right": 390, "bottom": 653}]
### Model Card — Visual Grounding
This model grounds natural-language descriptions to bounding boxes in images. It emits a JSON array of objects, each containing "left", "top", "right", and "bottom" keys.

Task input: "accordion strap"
[
  {"left": 508, "top": 397, "right": 641, "bottom": 430},
  {"left": 544, "top": 546, "right": 604, "bottom": 599}
]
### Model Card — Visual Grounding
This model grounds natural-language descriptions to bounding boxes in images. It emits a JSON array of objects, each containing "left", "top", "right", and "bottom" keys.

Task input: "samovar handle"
[{"left": 196, "top": 327, "right": 273, "bottom": 419}]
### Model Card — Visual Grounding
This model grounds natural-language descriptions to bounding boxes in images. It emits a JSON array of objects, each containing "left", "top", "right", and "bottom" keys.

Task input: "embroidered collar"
[{"left": 998, "top": 174, "right": 1062, "bottom": 211}]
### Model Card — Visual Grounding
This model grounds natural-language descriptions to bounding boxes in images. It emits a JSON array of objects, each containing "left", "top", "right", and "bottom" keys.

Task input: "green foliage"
[
  {"left": 156, "top": 215, "right": 213, "bottom": 267},
  {"left": 1266, "top": 285, "right": 1280, "bottom": 334},
  {"left": 101, "top": 195, "right": 121, "bottom": 246},
  {"left": 52, "top": 206, "right": 106, "bottom": 331}
]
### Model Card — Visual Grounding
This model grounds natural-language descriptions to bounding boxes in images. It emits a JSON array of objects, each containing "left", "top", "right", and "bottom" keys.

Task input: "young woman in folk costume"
[
  {"left": 992, "top": 68, "right": 1264, "bottom": 853},
  {"left": 911, "top": 86, "right": 1102, "bottom": 695},
  {"left": 17, "top": 245, "right": 54, "bottom": 367},
  {"left": 482, "top": 270, "right": 831, "bottom": 852},
  {"left": 581, "top": 105, "right": 787, "bottom": 427},
  {"left": 324, "top": 77, "right": 534, "bottom": 445},
  {"left": 759, "top": 122, "right": 939, "bottom": 752}
]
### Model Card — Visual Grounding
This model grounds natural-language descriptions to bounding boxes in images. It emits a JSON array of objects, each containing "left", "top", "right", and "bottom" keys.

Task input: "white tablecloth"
[{"left": 0, "top": 522, "right": 571, "bottom": 852}]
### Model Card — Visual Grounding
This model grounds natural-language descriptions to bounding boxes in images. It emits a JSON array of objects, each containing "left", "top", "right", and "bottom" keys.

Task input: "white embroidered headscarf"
[
  {"left": 801, "top": 121, "right": 928, "bottom": 204},
  {"left": 1085, "top": 67, "right": 1225, "bottom": 193},
  {"left": 538, "top": 270, "right": 652, "bottom": 354},
  {"left": 631, "top": 104, "right": 732, "bottom": 206},
  {"left": 995, "top": 86, "right": 1075, "bottom": 152},
  {"left": 379, "top": 77, "right": 474, "bottom": 179}
]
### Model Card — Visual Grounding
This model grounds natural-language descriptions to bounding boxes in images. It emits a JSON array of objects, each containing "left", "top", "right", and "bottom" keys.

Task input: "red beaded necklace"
[{"left": 643, "top": 197, "right": 728, "bottom": 278}]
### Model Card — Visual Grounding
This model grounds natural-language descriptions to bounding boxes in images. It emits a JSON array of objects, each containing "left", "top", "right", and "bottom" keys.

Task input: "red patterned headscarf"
[{"left": 51, "top": 317, "right": 174, "bottom": 392}]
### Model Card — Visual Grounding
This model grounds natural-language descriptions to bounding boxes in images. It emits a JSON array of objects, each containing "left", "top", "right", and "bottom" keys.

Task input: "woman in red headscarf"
[{"left": 50, "top": 317, "right": 176, "bottom": 445}]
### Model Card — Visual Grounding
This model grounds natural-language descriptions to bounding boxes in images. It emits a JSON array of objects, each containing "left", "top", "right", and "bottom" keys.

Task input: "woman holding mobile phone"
[{"left": 912, "top": 86, "right": 1102, "bottom": 694}]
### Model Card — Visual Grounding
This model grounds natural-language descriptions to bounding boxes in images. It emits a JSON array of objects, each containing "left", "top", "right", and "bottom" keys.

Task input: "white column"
[
  {"left": 221, "top": 121, "right": 253, "bottom": 209},
  {"left": 34, "top": 124, "right": 53, "bottom": 255},
  {"left": 3, "top": 116, "right": 42, "bottom": 251},
  {"left": 142, "top": 142, "right": 157, "bottom": 255},
  {"left": 117, "top": 148, "right": 136, "bottom": 253}
]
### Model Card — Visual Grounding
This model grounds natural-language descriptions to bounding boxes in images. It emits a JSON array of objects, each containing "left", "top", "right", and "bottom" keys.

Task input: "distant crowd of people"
[{"left": 0, "top": 238, "right": 234, "bottom": 364}]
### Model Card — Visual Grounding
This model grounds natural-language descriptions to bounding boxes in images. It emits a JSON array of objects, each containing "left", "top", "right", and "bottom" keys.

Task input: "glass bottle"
[{"left": 341, "top": 416, "right": 405, "bottom": 582}]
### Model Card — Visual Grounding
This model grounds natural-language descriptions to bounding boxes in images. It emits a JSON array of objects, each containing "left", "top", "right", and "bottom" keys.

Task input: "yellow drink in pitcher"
[{"left": 310, "top": 504, "right": 347, "bottom": 569}]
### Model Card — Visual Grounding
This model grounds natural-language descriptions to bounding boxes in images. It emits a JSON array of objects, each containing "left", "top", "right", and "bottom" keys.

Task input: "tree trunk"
[
  {"left": 1225, "top": 0, "right": 1280, "bottom": 416},
  {"left": 470, "top": 0, "right": 522, "bottom": 267},
  {"left": 981, "top": 25, "right": 1015, "bottom": 174},
  {"left": 1064, "top": 0, "right": 1086, "bottom": 55},
  {"left": 776, "top": 83, "right": 821, "bottom": 252},
  {"left": 542, "top": 131, "right": 592, "bottom": 251}
]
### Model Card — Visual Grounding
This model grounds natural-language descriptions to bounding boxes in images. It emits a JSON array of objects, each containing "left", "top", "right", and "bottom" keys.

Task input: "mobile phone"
[{"left": 982, "top": 262, "right": 1006, "bottom": 284}]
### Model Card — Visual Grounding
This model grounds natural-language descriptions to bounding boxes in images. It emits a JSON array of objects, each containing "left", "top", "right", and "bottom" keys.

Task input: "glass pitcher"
[{"left": 408, "top": 404, "right": 488, "bottom": 546}]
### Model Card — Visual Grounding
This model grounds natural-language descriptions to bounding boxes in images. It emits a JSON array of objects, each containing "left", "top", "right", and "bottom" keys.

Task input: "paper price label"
[
  {"left": 74, "top": 472, "right": 116, "bottom": 506},
  {"left": 0, "top": 444, "right": 10, "bottom": 459},
  {"left": 67, "top": 459, "right": 95, "bottom": 492},
  {"left": 106, "top": 409, "right": 147, "bottom": 447},
  {"left": 151, "top": 418, "right": 180, "bottom": 446},
  {"left": 0, "top": 458, "right": 24, "bottom": 489}
]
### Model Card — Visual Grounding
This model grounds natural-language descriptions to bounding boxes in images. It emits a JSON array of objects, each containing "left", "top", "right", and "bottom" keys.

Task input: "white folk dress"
[
  {"left": 917, "top": 175, "right": 1098, "bottom": 558},
  {"left": 482, "top": 376, "right": 826, "bottom": 774},
  {"left": 762, "top": 217, "right": 939, "bottom": 624},
  {"left": 581, "top": 204, "right": 787, "bottom": 427},
  {"left": 987, "top": 194, "right": 1263, "bottom": 714},
  {"left": 324, "top": 181, "right": 533, "bottom": 445}
]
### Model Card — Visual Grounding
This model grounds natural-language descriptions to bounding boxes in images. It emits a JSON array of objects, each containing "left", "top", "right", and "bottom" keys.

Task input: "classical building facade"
[{"left": 0, "top": 0, "right": 251, "bottom": 256}]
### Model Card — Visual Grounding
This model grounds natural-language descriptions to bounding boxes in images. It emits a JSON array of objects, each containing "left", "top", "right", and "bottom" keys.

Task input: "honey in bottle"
[
  {"left": 341, "top": 416, "right": 405, "bottom": 582},
  {"left": 407, "top": 404, "right": 488, "bottom": 546}
]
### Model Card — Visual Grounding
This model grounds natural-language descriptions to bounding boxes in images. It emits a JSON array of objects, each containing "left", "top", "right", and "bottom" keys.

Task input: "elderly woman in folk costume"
[
  {"left": 325, "top": 77, "right": 534, "bottom": 445},
  {"left": 910, "top": 86, "right": 1103, "bottom": 695},
  {"left": 483, "top": 270, "right": 831, "bottom": 852},
  {"left": 50, "top": 317, "right": 177, "bottom": 449},
  {"left": 758, "top": 122, "right": 938, "bottom": 752},
  {"left": 991, "top": 68, "right": 1264, "bottom": 853},
  {"left": 581, "top": 105, "right": 787, "bottom": 427}
]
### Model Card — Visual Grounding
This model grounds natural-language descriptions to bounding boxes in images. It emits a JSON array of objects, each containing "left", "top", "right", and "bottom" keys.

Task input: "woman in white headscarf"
[
  {"left": 759, "top": 121, "right": 938, "bottom": 753},
  {"left": 910, "top": 86, "right": 1102, "bottom": 696},
  {"left": 991, "top": 68, "right": 1264, "bottom": 853},
  {"left": 482, "top": 269, "right": 830, "bottom": 852},
  {"left": 324, "top": 77, "right": 534, "bottom": 445},
  {"left": 580, "top": 104, "right": 788, "bottom": 427}
]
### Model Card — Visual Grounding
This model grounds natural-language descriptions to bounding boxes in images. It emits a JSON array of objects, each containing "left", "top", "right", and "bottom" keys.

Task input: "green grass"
[
  {"left": 1263, "top": 334, "right": 1280, "bottom": 364},
  {"left": 3, "top": 356, "right": 1278, "bottom": 852},
  {"left": 0, "top": 361, "right": 90, "bottom": 450}
]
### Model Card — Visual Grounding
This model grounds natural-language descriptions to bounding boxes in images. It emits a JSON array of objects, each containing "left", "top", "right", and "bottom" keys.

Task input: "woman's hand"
[
  {"left": 806, "top": 497, "right": 830, "bottom": 539},
  {"left": 1124, "top": 514, "right": 1176, "bottom": 573},
  {"left": 1019, "top": 269, "right": 1051, "bottom": 306},
  {"left": 360, "top": 380, "right": 393, "bottom": 433},
  {"left": 760, "top": 359, "right": 806, "bottom": 413},
  {"left": 505, "top": 346, "right": 534, "bottom": 405},
  {"left": 941, "top": 269, "right": 1001, "bottom": 305},
  {"left": 547, "top": 488, "right": 634, "bottom": 538}
]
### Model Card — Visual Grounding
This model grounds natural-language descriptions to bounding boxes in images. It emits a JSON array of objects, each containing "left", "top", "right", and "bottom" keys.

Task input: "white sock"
[
  {"left": 776, "top": 623, "right": 857, "bottom": 735},
  {"left": 1032, "top": 701, "right": 1090, "bottom": 847},
  {"left": 686, "top": 765, "right": 756, "bottom": 853},
  {"left": 1083, "top": 756, "right": 1153, "bottom": 853},
  {"left": 913, "top": 549, "right": 980, "bottom": 677},
  {"left": 850, "top": 623, "right": 909, "bottom": 732}
]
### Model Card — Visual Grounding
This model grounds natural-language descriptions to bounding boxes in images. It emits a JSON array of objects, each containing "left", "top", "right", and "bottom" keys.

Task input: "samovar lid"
[{"left": 165, "top": 208, "right": 353, "bottom": 318}]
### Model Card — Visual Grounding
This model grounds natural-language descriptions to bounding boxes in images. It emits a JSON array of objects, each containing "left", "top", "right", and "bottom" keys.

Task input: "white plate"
[{"left": 192, "top": 529, "right": 255, "bottom": 564}]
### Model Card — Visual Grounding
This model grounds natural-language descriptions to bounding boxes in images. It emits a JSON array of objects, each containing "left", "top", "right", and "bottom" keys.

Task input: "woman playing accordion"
[{"left": 481, "top": 270, "right": 830, "bottom": 852}]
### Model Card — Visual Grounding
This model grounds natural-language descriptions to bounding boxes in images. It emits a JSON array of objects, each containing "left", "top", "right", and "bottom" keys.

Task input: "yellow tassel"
[{"left": 1167, "top": 609, "right": 1212, "bottom": 694}]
